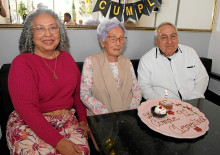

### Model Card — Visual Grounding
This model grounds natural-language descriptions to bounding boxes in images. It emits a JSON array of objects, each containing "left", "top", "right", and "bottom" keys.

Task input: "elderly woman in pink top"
[
  {"left": 7, "top": 9, "right": 89, "bottom": 154},
  {"left": 80, "top": 18, "right": 142, "bottom": 115}
]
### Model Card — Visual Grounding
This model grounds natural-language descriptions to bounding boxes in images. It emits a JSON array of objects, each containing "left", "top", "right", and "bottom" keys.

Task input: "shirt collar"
[{"left": 156, "top": 47, "right": 182, "bottom": 58}]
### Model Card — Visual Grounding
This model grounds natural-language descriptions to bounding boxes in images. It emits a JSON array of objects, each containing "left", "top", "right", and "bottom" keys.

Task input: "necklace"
[{"left": 35, "top": 49, "right": 58, "bottom": 79}]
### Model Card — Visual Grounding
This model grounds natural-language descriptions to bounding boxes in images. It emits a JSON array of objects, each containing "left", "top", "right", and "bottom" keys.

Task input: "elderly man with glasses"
[{"left": 138, "top": 22, "right": 209, "bottom": 101}]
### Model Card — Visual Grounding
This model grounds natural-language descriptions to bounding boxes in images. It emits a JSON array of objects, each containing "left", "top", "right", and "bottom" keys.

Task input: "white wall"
[
  {"left": 0, "top": 29, "right": 211, "bottom": 67},
  {"left": 208, "top": 0, "right": 220, "bottom": 95},
  {"left": 177, "top": 0, "right": 215, "bottom": 29},
  {"left": 208, "top": 30, "right": 220, "bottom": 95}
]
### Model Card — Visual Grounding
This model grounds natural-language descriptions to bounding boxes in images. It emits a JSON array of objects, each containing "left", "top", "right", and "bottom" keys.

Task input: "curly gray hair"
[
  {"left": 19, "top": 9, "right": 69, "bottom": 53},
  {"left": 97, "top": 18, "right": 127, "bottom": 43}
]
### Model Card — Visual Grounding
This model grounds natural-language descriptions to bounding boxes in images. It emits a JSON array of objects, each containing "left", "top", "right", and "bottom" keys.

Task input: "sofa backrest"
[
  {"left": 200, "top": 57, "right": 212, "bottom": 76},
  {"left": 76, "top": 62, "right": 84, "bottom": 73},
  {"left": 130, "top": 59, "right": 139, "bottom": 77},
  {"left": 0, "top": 64, "right": 12, "bottom": 153}
]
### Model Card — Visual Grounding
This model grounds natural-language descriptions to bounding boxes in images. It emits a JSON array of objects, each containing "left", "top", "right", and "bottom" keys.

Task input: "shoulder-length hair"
[{"left": 19, "top": 9, "right": 69, "bottom": 53}]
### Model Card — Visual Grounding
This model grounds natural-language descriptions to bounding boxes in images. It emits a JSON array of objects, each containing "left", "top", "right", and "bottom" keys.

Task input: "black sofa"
[{"left": 0, "top": 58, "right": 213, "bottom": 154}]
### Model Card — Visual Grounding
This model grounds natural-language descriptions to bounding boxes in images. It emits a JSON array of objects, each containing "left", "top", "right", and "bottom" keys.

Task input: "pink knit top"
[{"left": 8, "top": 51, "right": 86, "bottom": 147}]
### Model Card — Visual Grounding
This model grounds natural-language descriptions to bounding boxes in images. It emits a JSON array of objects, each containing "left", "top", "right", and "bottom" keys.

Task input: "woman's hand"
[
  {"left": 79, "top": 121, "right": 91, "bottom": 138},
  {"left": 56, "top": 138, "right": 82, "bottom": 155}
]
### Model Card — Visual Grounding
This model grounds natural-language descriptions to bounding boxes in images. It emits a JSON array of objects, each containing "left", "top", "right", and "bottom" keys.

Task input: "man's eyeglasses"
[
  {"left": 159, "top": 33, "right": 178, "bottom": 42},
  {"left": 107, "top": 36, "right": 127, "bottom": 43},
  {"left": 33, "top": 24, "right": 59, "bottom": 36}
]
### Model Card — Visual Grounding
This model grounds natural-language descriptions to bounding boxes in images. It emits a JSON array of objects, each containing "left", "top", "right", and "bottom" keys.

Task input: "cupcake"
[
  {"left": 151, "top": 105, "right": 167, "bottom": 118},
  {"left": 159, "top": 101, "right": 173, "bottom": 110}
]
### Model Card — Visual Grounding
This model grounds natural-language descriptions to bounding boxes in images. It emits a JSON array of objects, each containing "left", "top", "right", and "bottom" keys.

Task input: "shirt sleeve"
[
  {"left": 129, "top": 62, "right": 142, "bottom": 109},
  {"left": 138, "top": 57, "right": 161, "bottom": 100},
  {"left": 8, "top": 59, "right": 63, "bottom": 147},
  {"left": 80, "top": 56, "right": 109, "bottom": 114}
]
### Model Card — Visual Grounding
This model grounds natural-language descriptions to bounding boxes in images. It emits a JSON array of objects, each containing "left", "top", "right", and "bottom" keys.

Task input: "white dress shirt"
[{"left": 138, "top": 44, "right": 209, "bottom": 101}]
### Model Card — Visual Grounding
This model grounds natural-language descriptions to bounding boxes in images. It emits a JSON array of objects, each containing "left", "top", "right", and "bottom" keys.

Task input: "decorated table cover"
[{"left": 138, "top": 98, "right": 209, "bottom": 138}]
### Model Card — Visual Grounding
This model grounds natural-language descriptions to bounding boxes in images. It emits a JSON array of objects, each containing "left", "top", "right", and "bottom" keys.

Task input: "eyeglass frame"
[
  {"left": 32, "top": 24, "right": 60, "bottom": 36},
  {"left": 107, "top": 36, "right": 127, "bottom": 43},
  {"left": 158, "top": 33, "right": 178, "bottom": 42}
]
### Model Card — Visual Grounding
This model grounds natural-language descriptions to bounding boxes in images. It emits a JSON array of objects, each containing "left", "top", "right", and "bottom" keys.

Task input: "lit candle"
[
  {"left": 165, "top": 89, "right": 168, "bottom": 96},
  {"left": 163, "top": 89, "right": 168, "bottom": 103}
]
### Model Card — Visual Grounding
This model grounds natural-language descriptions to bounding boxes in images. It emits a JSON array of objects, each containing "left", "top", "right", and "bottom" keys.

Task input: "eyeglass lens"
[
  {"left": 108, "top": 36, "right": 127, "bottom": 43},
  {"left": 33, "top": 24, "right": 59, "bottom": 35}
]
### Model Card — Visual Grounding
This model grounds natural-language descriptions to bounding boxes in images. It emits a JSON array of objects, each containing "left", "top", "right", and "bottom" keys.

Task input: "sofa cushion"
[
  {"left": 76, "top": 62, "right": 84, "bottom": 73},
  {"left": 130, "top": 59, "right": 139, "bottom": 77},
  {"left": 0, "top": 64, "right": 11, "bottom": 154}
]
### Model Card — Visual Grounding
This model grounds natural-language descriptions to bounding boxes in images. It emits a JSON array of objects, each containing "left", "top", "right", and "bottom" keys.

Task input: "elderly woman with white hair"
[{"left": 80, "top": 18, "right": 142, "bottom": 115}]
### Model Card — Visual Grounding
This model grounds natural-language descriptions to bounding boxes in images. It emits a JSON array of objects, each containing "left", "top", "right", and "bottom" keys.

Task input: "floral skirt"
[{"left": 6, "top": 109, "right": 89, "bottom": 155}]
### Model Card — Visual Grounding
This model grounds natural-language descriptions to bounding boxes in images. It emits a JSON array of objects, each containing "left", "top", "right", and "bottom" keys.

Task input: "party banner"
[{"left": 93, "top": 0, "right": 161, "bottom": 22}]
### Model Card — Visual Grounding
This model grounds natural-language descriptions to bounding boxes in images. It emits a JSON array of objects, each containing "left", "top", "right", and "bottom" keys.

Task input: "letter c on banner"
[{"left": 99, "top": 1, "right": 107, "bottom": 10}]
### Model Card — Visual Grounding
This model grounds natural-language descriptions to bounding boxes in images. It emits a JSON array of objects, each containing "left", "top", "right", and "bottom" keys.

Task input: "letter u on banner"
[{"left": 109, "top": 2, "right": 123, "bottom": 21}]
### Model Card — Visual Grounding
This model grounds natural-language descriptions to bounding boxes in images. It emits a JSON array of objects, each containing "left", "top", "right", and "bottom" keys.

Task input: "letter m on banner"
[
  {"left": 93, "top": 0, "right": 111, "bottom": 17},
  {"left": 124, "top": 3, "right": 137, "bottom": 22}
]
